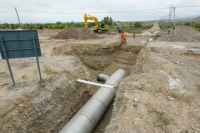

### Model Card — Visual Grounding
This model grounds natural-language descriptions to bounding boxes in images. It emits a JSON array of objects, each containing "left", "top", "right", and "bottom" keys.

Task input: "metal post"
[
  {"left": 32, "top": 35, "right": 42, "bottom": 83},
  {"left": 0, "top": 36, "right": 15, "bottom": 85},
  {"left": 15, "top": 8, "right": 21, "bottom": 29},
  {"left": 173, "top": 7, "right": 176, "bottom": 34}
]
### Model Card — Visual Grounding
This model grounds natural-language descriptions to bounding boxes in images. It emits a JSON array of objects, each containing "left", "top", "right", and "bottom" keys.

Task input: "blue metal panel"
[{"left": 0, "top": 30, "right": 42, "bottom": 59}]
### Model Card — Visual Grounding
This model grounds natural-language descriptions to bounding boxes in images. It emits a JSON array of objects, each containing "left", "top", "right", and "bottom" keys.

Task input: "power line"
[
  {"left": 0, "top": 10, "right": 14, "bottom": 13},
  {"left": 16, "top": 6, "right": 200, "bottom": 14}
]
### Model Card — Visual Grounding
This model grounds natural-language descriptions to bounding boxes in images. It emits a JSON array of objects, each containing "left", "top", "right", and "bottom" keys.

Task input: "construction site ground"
[{"left": 0, "top": 25, "right": 200, "bottom": 133}]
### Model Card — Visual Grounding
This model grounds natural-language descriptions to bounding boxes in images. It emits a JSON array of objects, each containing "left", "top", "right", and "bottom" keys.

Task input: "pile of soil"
[
  {"left": 105, "top": 42, "right": 200, "bottom": 133},
  {"left": 152, "top": 23, "right": 160, "bottom": 31},
  {"left": 157, "top": 26, "right": 200, "bottom": 42},
  {"left": 38, "top": 28, "right": 57, "bottom": 35},
  {"left": 54, "top": 27, "right": 100, "bottom": 39}
]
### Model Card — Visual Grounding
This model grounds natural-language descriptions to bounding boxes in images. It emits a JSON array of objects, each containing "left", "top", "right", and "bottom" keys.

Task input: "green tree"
[
  {"left": 102, "top": 16, "right": 114, "bottom": 26},
  {"left": 134, "top": 22, "right": 142, "bottom": 28}
]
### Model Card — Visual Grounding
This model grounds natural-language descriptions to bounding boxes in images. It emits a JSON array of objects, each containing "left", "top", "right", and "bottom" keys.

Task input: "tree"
[
  {"left": 130, "top": 23, "right": 132, "bottom": 27},
  {"left": 102, "top": 16, "right": 114, "bottom": 26},
  {"left": 134, "top": 22, "right": 142, "bottom": 28}
]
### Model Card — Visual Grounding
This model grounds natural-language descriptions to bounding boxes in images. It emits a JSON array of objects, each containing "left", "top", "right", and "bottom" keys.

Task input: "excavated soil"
[
  {"left": 0, "top": 36, "right": 93, "bottom": 132},
  {"left": 54, "top": 27, "right": 100, "bottom": 40},
  {"left": 105, "top": 41, "right": 200, "bottom": 133},
  {"left": 38, "top": 29, "right": 58, "bottom": 35},
  {"left": 157, "top": 26, "right": 200, "bottom": 42}
]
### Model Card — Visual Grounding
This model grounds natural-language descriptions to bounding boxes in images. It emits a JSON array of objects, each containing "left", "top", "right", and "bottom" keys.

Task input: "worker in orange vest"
[{"left": 121, "top": 31, "right": 125, "bottom": 43}]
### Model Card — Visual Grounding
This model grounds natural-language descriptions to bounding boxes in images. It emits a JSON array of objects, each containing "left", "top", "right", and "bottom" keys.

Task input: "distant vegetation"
[
  {"left": 159, "top": 24, "right": 174, "bottom": 29},
  {"left": 134, "top": 22, "right": 142, "bottom": 28},
  {"left": 109, "top": 22, "right": 153, "bottom": 33},
  {"left": 159, "top": 23, "right": 200, "bottom": 31},
  {"left": 0, "top": 21, "right": 95, "bottom": 29},
  {"left": 101, "top": 17, "right": 116, "bottom": 26}
]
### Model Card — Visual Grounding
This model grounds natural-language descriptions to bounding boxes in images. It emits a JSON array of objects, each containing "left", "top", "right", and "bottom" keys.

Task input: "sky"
[{"left": 0, "top": 0, "right": 200, "bottom": 23}]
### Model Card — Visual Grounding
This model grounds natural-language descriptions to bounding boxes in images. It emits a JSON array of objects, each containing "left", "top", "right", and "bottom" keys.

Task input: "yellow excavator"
[{"left": 84, "top": 14, "right": 108, "bottom": 33}]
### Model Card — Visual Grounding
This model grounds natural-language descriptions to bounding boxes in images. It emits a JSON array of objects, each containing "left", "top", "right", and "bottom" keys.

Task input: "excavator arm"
[{"left": 84, "top": 14, "right": 99, "bottom": 29}]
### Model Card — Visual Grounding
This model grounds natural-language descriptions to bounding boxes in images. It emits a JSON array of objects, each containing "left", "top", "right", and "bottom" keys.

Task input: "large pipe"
[{"left": 59, "top": 69, "right": 126, "bottom": 133}]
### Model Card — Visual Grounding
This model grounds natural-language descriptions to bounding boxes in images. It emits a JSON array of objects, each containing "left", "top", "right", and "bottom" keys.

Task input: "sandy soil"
[{"left": 105, "top": 41, "right": 200, "bottom": 133}]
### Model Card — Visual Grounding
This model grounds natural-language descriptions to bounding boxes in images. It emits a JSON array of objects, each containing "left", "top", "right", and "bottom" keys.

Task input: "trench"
[
  {"left": 0, "top": 38, "right": 144, "bottom": 132},
  {"left": 64, "top": 41, "right": 144, "bottom": 133}
]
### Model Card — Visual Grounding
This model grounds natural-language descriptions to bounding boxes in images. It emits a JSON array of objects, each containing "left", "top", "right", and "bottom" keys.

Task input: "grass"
[
  {"left": 159, "top": 24, "right": 174, "bottom": 29},
  {"left": 49, "top": 76, "right": 54, "bottom": 82},
  {"left": 109, "top": 24, "right": 153, "bottom": 33},
  {"left": 62, "top": 68, "right": 70, "bottom": 73},
  {"left": 159, "top": 24, "right": 200, "bottom": 31},
  {"left": 0, "top": 22, "right": 92, "bottom": 30},
  {"left": 44, "top": 65, "right": 54, "bottom": 74},
  {"left": 161, "top": 114, "right": 171, "bottom": 125}
]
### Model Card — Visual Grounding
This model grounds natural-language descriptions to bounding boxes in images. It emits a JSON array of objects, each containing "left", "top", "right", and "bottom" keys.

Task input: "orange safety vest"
[{"left": 121, "top": 34, "right": 125, "bottom": 39}]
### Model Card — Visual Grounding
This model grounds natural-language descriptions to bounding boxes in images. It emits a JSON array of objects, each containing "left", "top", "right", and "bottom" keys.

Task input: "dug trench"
[
  {"left": 52, "top": 38, "right": 144, "bottom": 132},
  {"left": 0, "top": 37, "right": 144, "bottom": 133}
]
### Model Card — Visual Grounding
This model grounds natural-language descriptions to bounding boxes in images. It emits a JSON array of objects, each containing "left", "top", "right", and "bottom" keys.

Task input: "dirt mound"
[
  {"left": 157, "top": 26, "right": 200, "bottom": 42},
  {"left": 106, "top": 42, "right": 200, "bottom": 133},
  {"left": 54, "top": 27, "right": 100, "bottom": 39},
  {"left": 41, "top": 29, "right": 57, "bottom": 35},
  {"left": 152, "top": 22, "right": 160, "bottom": 31}
]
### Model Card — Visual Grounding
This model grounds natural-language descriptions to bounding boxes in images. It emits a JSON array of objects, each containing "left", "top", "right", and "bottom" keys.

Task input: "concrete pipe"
[{"left": 59, "top": 69, "right": 126, "bottom": 133}]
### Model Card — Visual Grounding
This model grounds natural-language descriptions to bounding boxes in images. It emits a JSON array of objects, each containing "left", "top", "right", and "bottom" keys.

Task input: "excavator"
[{"left": 84, "top": 14, "right": 108, "bottom": 33}]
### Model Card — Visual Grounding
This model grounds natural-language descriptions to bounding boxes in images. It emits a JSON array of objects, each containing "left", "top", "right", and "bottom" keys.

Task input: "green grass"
[
  {"left": 0, "top": 22, "right": 91, "bottom": 30},
  {"left": 161, "top": 114, "right": 171, "bottom": 125},
  {"left": 159, "top": 24, "right": 174, "bottom": 29},
  {"left": 49, "top": 76, "right": 54, "bottom": 82},
  {"left": 44, "top": 65, "right": 54, "bottom": 74},
  {"left": 159, "top": 24, "right": 200, "bottom": 31},
  {"left": 109, "top": 24, "right": 154, "bottom": 33}
]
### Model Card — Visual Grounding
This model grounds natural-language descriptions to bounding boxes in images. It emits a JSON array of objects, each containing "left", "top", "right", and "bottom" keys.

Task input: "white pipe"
[
  {"left": 76, "top": 79, "right": 114, "bottom": 88},
  {"left": 59, "top": 69, "right": 126, "bottom": 133}
]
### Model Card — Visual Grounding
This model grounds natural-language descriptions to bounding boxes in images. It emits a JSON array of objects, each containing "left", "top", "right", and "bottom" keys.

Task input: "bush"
[
  {"left": 185, "top": 23, "right": 190, "bottom": 25},
  {"left": 134, "top": 22, "right": 142, "bottom": 28}
]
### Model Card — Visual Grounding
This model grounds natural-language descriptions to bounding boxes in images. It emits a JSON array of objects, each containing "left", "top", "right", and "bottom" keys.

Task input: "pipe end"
[{"left": 97, "top": 72, "right": 101, "bottom": 81}]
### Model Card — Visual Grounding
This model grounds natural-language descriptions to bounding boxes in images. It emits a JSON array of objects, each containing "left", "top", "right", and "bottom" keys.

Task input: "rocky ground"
[{"left": 105, "top": 41, "right": 200, "bottom": 133}]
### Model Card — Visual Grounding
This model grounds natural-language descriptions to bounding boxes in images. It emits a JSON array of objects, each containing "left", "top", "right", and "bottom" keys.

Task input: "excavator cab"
[{"left": 99, "top": 22, "right": 105, "bottom": 28}]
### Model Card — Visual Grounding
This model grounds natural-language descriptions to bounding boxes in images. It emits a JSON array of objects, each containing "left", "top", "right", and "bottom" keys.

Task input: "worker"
[
  {"left": 124, "top": 33, "right": 126, "bottom": 44},
  {"left": 133, "top": 32, "right": 135, "bottom": 38},
  {"left": 167, "top": 29, "right": 170, "bottom": 34},
  {"left": 121, "top": 31, "right": 125, "bottom": 43},
  {"left": 118, "top": 27, "right": 121, "bottom": 33}
]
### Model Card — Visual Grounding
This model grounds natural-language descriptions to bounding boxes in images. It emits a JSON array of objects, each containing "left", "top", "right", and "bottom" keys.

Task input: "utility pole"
[
  {"left": 173, "top": 7, "right": 176, "bottom": 34},
  {"left": 15, "top": 8, "right": 21, "bottom": 29}
]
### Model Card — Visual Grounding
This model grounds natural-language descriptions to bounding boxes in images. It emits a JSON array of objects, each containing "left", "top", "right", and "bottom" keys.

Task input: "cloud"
[{"left": 35, "top": 3, "right": 51, "bottom": 7}]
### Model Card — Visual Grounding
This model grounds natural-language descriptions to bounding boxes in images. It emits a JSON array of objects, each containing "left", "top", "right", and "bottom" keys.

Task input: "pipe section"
[
  {"left": 59, "top": 69, "right": 125, "bottom": 133},
  {"left": 97, "top": 72, "right": 110, "bottom": 82}
]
